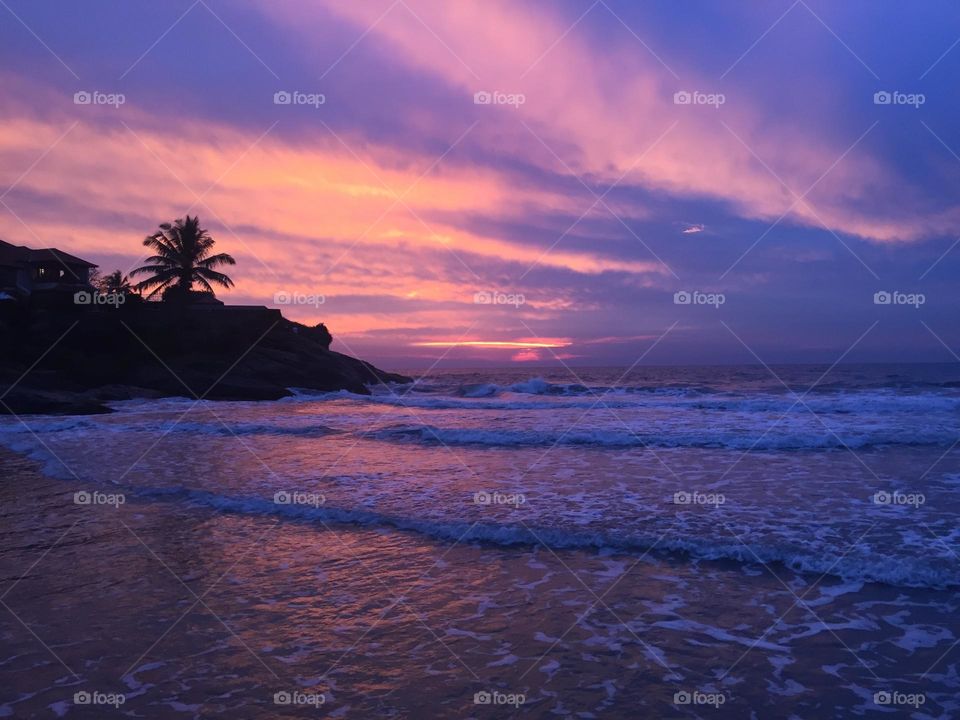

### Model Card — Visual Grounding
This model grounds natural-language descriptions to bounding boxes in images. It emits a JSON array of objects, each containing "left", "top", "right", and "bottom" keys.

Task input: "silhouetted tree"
[
  {"left": 98, "top": 270, "right": 134, "bottom": 295},
  {"left": 131, "top": 216, "right": 235, "bottom": 300}
]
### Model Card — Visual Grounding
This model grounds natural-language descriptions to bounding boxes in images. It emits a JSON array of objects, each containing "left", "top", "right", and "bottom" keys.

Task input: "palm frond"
[
  {"left": 132, "top": 216, "right": 235, "bottom": 300},
  {"left": 196, "top": 268, "right": 235, "bottom": 288},
  {"left": 197, "top": 252, "right": 236, "bottom": 269}
]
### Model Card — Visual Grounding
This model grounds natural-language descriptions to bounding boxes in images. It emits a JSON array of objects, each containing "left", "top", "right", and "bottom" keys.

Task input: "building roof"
[
  {"left": 0, "top": 239, "right": 24, "bottom": 267},
  {"left": 0, "top": 239, "right": 98, "bottom": 268}
]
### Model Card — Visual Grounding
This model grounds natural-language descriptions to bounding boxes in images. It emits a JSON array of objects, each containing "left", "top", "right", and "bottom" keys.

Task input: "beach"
[
  {"left": 1, "top": 364, "right": 959, "bottom": 717},
  {"left": 4, "top": 0, "right": 960, "bottom": 715}
]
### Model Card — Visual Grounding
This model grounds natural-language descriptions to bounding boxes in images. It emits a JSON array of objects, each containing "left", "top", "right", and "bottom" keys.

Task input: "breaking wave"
[
  {"left": 124, "top": 486, "right": 960, "bottom": 590},
  {"left": 369, "top": 423, "right": 955, "bottom": 450}
]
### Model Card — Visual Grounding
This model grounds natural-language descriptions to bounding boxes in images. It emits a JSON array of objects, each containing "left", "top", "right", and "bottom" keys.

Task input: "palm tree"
[
  {"left": 98, "top": 270, "right": 134, "bottom": 295},
  {"left": 131, "top": 216, "right": 235, "bottom": 300}
]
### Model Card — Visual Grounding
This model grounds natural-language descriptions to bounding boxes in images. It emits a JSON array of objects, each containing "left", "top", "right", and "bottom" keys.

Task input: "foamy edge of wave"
[
  {"left": 127, "top": 486, "right": 960, "bottom": 590},
  {"left": 2, "top": 433, "right": 955, "bottom": 592},
  {"left": 368, "top": 423, "right": 955, "bottom": 450}
]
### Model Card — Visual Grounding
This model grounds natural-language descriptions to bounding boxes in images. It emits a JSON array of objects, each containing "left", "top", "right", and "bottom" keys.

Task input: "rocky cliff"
[{"left": 0, "top": 304, "right": 410, "bottom": 415}]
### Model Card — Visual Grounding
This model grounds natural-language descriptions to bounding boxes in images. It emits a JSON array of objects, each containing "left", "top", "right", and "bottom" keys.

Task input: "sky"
[{"left": 1, "top": 0, "right": 959, "bottom": 368}]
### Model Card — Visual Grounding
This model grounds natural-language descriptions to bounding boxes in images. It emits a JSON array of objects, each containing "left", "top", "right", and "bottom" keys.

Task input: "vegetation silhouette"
[
  {"left": 98, "top": 270, "right": 135, "bottom": 295},
  {"left": 131, "top": 216, "right": 235, "bottom": 301}
]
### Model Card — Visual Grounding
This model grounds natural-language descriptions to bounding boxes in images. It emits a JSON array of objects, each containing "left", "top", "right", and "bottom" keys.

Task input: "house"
[{"left": 0, "top": 239, "right": 97, "bottom": 302}]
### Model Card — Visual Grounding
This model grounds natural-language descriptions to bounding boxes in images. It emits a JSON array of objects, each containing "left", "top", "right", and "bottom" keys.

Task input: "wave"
[
  {"left": 300, "top": 390, "right": 657, "bottom": 411},
  {"left": 293, "top": 381, "right": 960, "bottom": 415},
  {"left": 0, "top": 417, "right": 340, "bottom": 438},
  {"left": 368, "top": 423, "right": 955, "bottom": 450},
  {"left": 459, "top": 377, "right": 722, "bottom": 398},
  {"left": 4, "top": 414, "right": 949, "bottom": 450},
  {"left": 124, "top": 486, "right": 960, "bottom": 590},
  {"left": 2, "top": 430, "right": 956, "bottom": 591},
  {"left": 296, "top": 377, "right": 718, "bottom": 399},
  {"left": 172, "top": 421, "right": 340, "bottom": 438}
]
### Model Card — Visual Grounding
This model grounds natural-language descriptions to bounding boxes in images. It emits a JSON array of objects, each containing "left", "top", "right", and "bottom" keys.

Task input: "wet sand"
[{"left": 2, "top": 447, "right": 957, "bottom": 718}]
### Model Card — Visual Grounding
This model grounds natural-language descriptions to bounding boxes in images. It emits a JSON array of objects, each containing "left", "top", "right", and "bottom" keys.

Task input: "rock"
[
  {"left": 1, "top": 387, "right": 112, "bottom": 415},
  {"left": 0, "top": 304, "right": 411, "bottom": 414}
]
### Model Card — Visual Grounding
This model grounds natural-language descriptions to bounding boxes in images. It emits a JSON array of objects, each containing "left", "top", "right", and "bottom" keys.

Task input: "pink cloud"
[
  {"left": 510, "top": 348, "right": 541, "bottom": 362},
  {"left": 256, "top": 0, "right": 958, "bottom": 243}
]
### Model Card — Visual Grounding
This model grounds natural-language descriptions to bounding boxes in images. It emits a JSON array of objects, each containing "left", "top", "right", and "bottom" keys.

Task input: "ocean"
[{"left": 1, "top": 363, "right": 958, "bottom": 717}]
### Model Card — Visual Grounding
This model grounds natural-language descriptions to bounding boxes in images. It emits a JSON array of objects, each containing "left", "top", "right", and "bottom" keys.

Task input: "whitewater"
[{"left": 1, "top": 363, "right": 958, "bottom": 716}]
